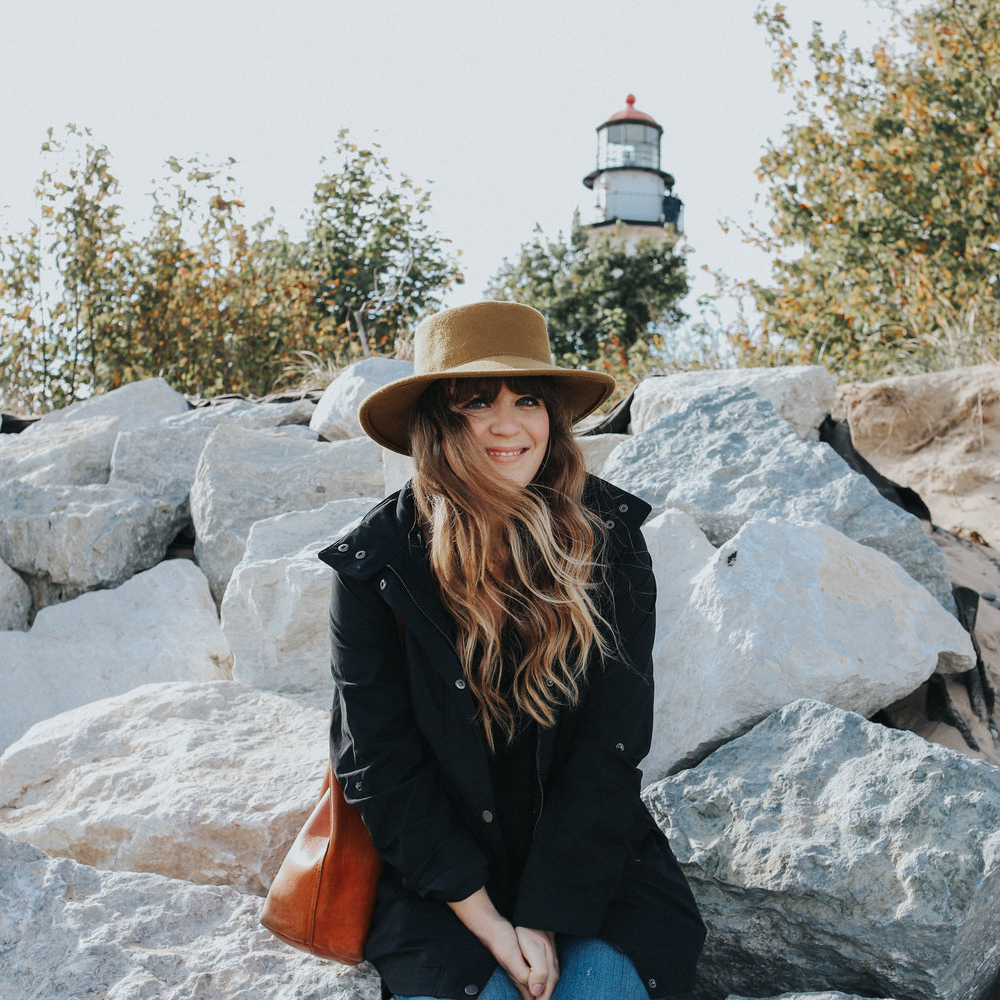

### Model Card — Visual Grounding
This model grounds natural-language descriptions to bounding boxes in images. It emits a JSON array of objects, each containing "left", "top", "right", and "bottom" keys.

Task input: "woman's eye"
[
  {"left": 460, "top": 397, "right": 489, "bottom": 411},
  {"left": 516, "top": 395, "right": 542, "bottom": 407}
]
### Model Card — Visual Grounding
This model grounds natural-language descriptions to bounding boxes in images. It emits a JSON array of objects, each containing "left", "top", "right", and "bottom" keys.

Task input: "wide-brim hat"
[{"left": 359, "top": 300, "right": 616, "bottom": 455}]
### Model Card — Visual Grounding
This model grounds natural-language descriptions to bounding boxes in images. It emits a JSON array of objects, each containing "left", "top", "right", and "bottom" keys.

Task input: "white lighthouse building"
[{"left": 583, "top": 94, "right": 683, "bottom": 244}]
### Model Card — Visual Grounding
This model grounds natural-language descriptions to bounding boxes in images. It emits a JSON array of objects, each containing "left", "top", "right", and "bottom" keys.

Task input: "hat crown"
[{"left": 414, "top": 301, "right": 552, "bottom": 375}]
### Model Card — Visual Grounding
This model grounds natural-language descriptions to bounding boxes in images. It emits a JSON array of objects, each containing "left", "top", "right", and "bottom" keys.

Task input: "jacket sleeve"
[
  {"left": 512, "top": 522, "right": 657, "bottom": 935},
  {"left": 328, "top": 569, "right": 490, "bottom": 903}
]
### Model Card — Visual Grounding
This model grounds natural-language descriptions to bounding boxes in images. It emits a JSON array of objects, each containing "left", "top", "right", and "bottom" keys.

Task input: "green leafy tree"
[
  {"left": 486, "top": 217, "right": 688, "bottom": 384},
  {"left": 302, "top": 130, "right": 464, "bottom": 358},
  {"left": 0, "top": 128, "right": 462, "bottom": 408},
  {"left": 747, "top": 0, "right": 1000, "bottom": 374},
  {"left": 0, "top": 125, "right": 131, "bottom": 408}
]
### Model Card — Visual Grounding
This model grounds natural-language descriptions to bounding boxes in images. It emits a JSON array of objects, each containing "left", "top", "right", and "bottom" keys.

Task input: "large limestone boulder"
[
  {"left": 646, "top": 699, "right": 1000, "bottom": 1000},
  {"left": 631, "top": 366, "right": 836, "bottom": 441},
  {"left": 0, "top": 681, "right": 329, "bottom": 895},
  {"left": 383, "top": 448, "right": 415, "bottom": 495},
  {"left": 0, "top": 558, "right": 31, "bottom": 631},
  {"left": 0, "top": 378, "right": 189, "bottom": 487},
  {"left": 0, "top": 479, "right": 182, "bottom": 605},
  {"left": 642, "top": 508, "right": 717, "bottom": 628},
  {"left": 726, "top": 995, "right": 900, "bottom": 1000},
  {"left": 645, "top": 518, "right": 974, "bottom": 779},
  {"left": 603, "top": 387, "right": 954, "bottom": 609},
  {"left": 0, "top": 415, "right": 121, "bottom": 487},
  {"left": 0, "top": 833, "right": 380, "bottom": 1000},
  {"left": 190, "top": 424, "right": 383, "bottom": 601},
  {"left": 222, "top": 498, "right": 379, "bottom": 704},
  {"left": 24, "top": 376, "right": 188, "bottom": 431},
  {"left": 310, "top": 357, "right": 413, "bottom": 440},
  {"left": 838, "top": 365, "right": 1000, "bottom": 549},
  {"left": 109, "top": 409, "right": 319, "bottom": 538},
  {"left": 578, "top": 432, "right": 631, "bottom": 474},
  {"left": 0, "top": 560, "right": 232, "bottom": 751}
]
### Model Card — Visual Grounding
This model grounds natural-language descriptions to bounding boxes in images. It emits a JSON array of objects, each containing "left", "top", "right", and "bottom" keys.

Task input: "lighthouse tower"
[{"left": 583, "top": 94, "right": 683, "bottom": 245}]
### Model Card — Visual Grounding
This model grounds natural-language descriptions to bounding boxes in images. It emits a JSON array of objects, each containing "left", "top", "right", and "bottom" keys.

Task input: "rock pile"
[{"left": 1, "top": 359, "right": 998, "bottom": 1000}]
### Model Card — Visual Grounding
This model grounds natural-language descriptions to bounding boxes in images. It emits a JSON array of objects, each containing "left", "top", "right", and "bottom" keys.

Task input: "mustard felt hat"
[{"left": 359, "top": 300, "right": 616, "bottom": 455}]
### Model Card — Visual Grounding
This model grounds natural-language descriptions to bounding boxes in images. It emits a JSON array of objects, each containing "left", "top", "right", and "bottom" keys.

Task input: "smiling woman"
[{"left": 318, "top": 301, "right": 706, "bottom": 1000}]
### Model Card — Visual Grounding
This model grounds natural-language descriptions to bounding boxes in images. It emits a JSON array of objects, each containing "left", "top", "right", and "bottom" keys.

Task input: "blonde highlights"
[{"left": 410, "top": 377, "right": 609, "bottom": 750}]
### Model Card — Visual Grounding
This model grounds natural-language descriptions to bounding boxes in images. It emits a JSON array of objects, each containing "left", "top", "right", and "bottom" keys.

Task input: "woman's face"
[{"left": 455, "top": 382, "right": 550, "bottom": 488}]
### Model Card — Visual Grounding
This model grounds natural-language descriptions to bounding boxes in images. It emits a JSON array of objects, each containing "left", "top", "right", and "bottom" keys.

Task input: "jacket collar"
[{"left": 317, "top": 474, "right": 651, "bottom": 581}]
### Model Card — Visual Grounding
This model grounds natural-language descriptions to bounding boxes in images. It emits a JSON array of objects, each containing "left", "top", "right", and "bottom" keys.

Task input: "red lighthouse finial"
[{"left": 626, "top": 94, "right": 636, "bottom": 109}]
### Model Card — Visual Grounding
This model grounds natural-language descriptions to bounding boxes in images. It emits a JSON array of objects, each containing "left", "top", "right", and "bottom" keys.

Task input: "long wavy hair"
[{"left": 410, "top": 376, "right": 610, "bottom": 750}]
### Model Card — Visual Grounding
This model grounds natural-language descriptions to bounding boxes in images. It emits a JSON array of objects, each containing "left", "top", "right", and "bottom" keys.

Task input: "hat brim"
[{"left": 359, "top": 356, "right": 617, "bottom": 455}]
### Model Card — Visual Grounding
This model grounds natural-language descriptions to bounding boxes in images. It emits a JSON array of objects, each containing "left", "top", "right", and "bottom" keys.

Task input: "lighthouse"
[{"left": 583, "top": 94, "right": 683, "bottom": 244}]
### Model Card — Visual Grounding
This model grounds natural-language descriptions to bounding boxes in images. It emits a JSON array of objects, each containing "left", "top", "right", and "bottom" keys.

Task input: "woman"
[{"left": 319, "top": 301, "right": 705, "bottom": 1000}]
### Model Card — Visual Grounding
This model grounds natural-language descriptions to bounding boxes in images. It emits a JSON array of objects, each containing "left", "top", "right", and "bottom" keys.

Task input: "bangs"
[{"left": 448, "top": 376, "right": 561, "bottom": 407}]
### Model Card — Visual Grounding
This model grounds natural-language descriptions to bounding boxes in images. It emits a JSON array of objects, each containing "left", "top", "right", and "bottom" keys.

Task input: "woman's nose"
[{"left": 489, "top": 403, "right": 519, "bottom": 434}]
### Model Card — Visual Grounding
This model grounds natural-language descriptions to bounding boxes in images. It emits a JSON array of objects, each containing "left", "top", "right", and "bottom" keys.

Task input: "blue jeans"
[{"left": 396, "top": 935, "right": 648, "bottom": 1000}]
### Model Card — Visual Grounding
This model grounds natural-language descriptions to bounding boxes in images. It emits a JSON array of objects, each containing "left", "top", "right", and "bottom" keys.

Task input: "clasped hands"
[{"left": 448, "top": 887, "right": 560, "bottom": 1000}]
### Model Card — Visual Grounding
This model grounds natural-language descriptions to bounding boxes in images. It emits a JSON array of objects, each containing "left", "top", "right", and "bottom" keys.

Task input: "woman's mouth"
[{"left": 486, "top": 447, "right": 528, "bottom": 460}]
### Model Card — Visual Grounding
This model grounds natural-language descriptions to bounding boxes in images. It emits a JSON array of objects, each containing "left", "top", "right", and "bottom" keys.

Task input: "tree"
[
  {"left": 302, "top": 131, "right": 463, "bottom": 358},
  {"left": 0, "top": 128, "right": 463, "bottom": 409},
  {"left": 0, "top": 125, "right": 131, "bottom": 408},
  {"left": 747, "top": 0, "right": 1000, "bottom": 375},
  {"left": 486, "top": 217, "right": 688, "bottom": 379}
]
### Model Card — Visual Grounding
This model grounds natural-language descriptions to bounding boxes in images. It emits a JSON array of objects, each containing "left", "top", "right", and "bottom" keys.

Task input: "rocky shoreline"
[{"left": 2, "top": 361, "right": 999, "bottom": 1000}]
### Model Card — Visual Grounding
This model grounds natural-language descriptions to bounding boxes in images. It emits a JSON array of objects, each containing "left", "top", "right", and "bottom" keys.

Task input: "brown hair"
[{"left": 410, "top": 376, "right": 609, "bottom": 749}]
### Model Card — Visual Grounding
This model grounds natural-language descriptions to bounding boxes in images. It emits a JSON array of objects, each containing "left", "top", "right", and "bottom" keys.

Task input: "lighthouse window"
[{"left": 598, "top": 123, "right": 661, "bottom": 171}]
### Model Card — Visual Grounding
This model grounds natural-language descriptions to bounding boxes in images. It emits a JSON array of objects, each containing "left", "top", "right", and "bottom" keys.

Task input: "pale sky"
[{"left": 0, "top": 0, "right": 895, "bottom": 325}]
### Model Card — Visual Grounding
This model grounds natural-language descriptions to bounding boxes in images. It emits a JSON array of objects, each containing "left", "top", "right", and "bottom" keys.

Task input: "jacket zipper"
[
  {"left": 387, "top": 565, "right": 462, "bottom": 666},
  {"left": 533, "top": 725, "right": 545, "bottom": 838}
]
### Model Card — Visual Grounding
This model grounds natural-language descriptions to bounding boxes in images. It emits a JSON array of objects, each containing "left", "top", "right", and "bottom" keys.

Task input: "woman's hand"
[
  {"left": 447, "top": 888, "right": 559, "bottom": 999},
  {"left": 515, "top": 926, "right": 559, "bottom": 999}
]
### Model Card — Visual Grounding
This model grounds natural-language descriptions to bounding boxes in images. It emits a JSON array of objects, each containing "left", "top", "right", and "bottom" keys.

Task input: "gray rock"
[
  {"left": 602, "top": 388, "right": 954, "bottom": 609},
  {"left": 645, "top": 699, "right": 1000, "bottom": 1000},
  {"left": 645, "top": 517, "right": 974, "bottom": 779},
  {"left": 0, "top": 833, "right": 381, "bottom": 1000},
  {"left": 23, "top": 376, "right": 189, "bottom": 430},
  {"left": 0, "top": 681, "right": 329, "bottom": 895},
  {"left": 726, "top": 994, "right": 901, "bottom": 1000},
  {"left": 632, "top": 366, "right": 836, "bottom": 441},
  {"left": 0, "top": 378, "right": 188, "bottom": 488},
  {"left": 222, "top": 498, "right": 379, "bottom": 704},
  {"left": 190, "top": 424, "right": 384, "bottom": 602},
  {"left": 309, "top": 357, "right": 413, "bottom": 440},
  {"left": 0, "top": 415, "right": 120, "bottom": 486},
  {"left": 642, "top": 508, "right": 716, "bottom": 630},
  {"left": 383, "top": 448, "right": 415, "bottom": 495},
  {"left": 0, "top": 560, "right": 232, "bottom": 752},
  {"left": 0, "top": 479, "right": 182, "bottom": 604},
  {"left": 0, "top": 558, "right": 31, "bottom": 631}
]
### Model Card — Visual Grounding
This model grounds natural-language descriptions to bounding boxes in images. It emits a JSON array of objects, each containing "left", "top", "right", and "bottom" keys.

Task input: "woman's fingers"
[
  {"left": 515, "top": 926, "right": 559, "bottom": 1000},
  {"left": 494, "top": 941, "right": 534, "bottom": 1000}
]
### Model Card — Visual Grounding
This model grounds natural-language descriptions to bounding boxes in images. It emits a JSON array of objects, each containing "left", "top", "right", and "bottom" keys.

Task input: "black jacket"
[{"left": 318, "top": 476, "right": 705, "bottom": 999}]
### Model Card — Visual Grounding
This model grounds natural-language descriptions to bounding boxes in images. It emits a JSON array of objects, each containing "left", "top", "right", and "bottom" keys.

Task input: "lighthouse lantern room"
[{"left": 583, "top": 94, "right": 683, "bottom": 240}]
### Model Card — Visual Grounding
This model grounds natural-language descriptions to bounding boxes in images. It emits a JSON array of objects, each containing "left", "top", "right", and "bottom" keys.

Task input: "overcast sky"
[{"left": 0, "top": 0, "right": 896, "bottom": 322}]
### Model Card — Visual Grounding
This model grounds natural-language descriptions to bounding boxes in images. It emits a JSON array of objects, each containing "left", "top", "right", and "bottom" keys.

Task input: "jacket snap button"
[
  {"left": 648, "top": 979, "right": 657, "bottom": 989},
  {"left": 605, "top": 519, "right": 615, "bottom": 529},
  {"left": 616, "top": 742, "right": 625, "bottom": 752},
  {"left": 354, "top": 781, "right": 363, "bottom": 792},
  {"left": 482, "top": 810, "right": 493, "bottom": 823},
  {"left": 619, "top": 503, "right": 629, "bottom": 513},
  {"left": 337, "top": 542, "right": 349, "bottom": 552},
  {"left": 455, "top": 678, "right": 467, "bottom": 690},
  {"left": 379, "top": 578, "right": 387, "bottom": 590},
  {"left": 354, "top": 550, "right": 366, "bottom": 560},
  {"left": 464, "top": 987, "right": 479, "bottom": 997}
]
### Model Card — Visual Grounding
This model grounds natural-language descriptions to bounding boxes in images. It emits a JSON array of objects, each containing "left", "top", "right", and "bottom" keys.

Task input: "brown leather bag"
[{"left": 259, "top": 762, "right": 382, "bottom": 964}]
